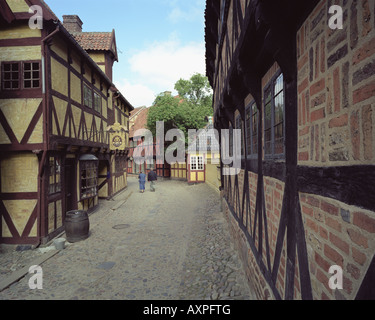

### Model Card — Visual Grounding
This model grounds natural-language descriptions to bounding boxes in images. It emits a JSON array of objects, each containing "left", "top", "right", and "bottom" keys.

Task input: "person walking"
[
  {"left": 148, "top": 168, "right": 158, "bottom": 192},
  {"left": 139, "top": 171, "right": 146, "bottom": 193}
]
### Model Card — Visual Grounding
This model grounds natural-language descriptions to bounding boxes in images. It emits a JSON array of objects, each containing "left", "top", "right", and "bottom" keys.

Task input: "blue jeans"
[{"left": 139, "top": 181, "right": 145, "bottom": 191}]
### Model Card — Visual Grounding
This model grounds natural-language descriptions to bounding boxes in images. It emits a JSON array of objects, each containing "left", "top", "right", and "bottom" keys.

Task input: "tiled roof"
[
  {"left": 130, "top": 107, "right": 146, "bottom": 120},
  {"left": 71, "top": 32, "right": 113, "bottom": 51}
]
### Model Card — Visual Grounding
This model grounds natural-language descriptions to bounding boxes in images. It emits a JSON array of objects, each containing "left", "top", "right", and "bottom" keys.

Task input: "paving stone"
[
  {"left": 96, "top": 262, "right": 116, "bottom": 271},
  {"left": 0, "top": 178, "right": 256, "bottom": 301}
]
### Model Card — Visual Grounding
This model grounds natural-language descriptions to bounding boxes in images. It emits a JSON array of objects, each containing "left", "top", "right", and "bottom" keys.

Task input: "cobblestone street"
[{"left": 0, "top": 178, "right": 255, "bottom": 300}]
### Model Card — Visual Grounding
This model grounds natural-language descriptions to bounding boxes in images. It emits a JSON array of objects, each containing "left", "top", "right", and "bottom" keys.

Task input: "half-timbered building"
[
  {"left": 205, "top": 0, "right": 375, "bottom": 299},
  {"left": 0, "top": 0, "right": 133, "bottom": 246}
]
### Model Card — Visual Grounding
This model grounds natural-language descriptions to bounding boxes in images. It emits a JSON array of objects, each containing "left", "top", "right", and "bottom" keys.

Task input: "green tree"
[
  {"left": 147, "top": 74, "right": 213, "bottom": 147},
  {"left": 147, "top": 92, "right": 183, "bottom": 135},
  {"left": 174, "top": 73, "right": 212, "bottom": 107}
]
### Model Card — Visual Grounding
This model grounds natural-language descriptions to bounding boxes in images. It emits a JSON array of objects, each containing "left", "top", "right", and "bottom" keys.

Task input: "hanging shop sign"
[{"left": 107, "top": 122, "right": 127, "bottom": 151}]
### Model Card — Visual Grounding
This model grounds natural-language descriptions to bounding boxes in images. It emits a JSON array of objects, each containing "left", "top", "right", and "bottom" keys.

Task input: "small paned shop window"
[
  {"left": 80, "top": 157, "right": 98, "bottom": 200},
  {"left": 49, "top": 157, "right": 61, "bottom": 195},
  {"left": 264, "top": 72, "right": 285, "bottom": 158}
]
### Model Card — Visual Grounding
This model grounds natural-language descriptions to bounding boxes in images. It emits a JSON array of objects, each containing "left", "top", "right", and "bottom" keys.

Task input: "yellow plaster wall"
[
  {"left": 98, "top": 65, "right": 105, "bottom": 74},
  {"left": 2, "top": 200, "right": 37, "bottom": 237},
  {"left": 6, "top": 0, "right": 29, "bottom": 13},
  {"left": 83, "top": 63, "right": 92, "bottom": 82},
  {"left": 51, "top": 112, "right": 58, "bottom": 136},
  {"left": 190, "top": 172, "right": 196, "bottom": 181},
  {"left": 102, "top": 97, "right": 107, "bottom": 120},
  {"left": 70, "top": 51, "right": 81, "bottom": 73},
  {"left": 52, "top": 96, "right": 68, "bottom": 136},
  {"left": 51, "top": 57, "right": 68, "bottom": 97},
  {"left": 85, "top": 113, "right": 93, "bottom": 141},
  {"left": 198, "top": 172, "right": 204, "bottom": 181},
  {"left": 70, "top": 73, "right": 82, "bottom": 104},
  {"left": 93, "top": 74, "right": 101, "bottom": 90},
  {"left": 48, "top": 202, "right": 55, "bottom": 234},
  {"left": 0, "top": 46, "right": 41, "bottom": 61},
  {"left": 56, "top": 200, "right": 62, "bottom": 229},
  {"left": 27, "top": 116, "right": 43, "bottom": 144},
  {"left": 29, "top": 219, "right": 37, "bottom": 237},
  {"left": 89, "top": 52, "right": 105, "bottom": 64},
  {"left": 108, "top": 92, "right": 113, "bottom": 109},
  {"left": 114, "top": 173, "right": 127, "bottom": 194},
  {"left": 0, "top": 24, "right": 41, "bottom": 40},
  {"left": 99, "top": 183, "right": 108, "bottom": 198},
  {"left": 50, "top": 36, "right": 68, "bottom": 61},
  {"left": 71, "top": 105, "right": 82, "bottom": 139},
  {"left": 0, "top": 153, "right": 38, "bottom": 193},
  {"left": 0, "top": 124, "right": 11, "bottom": 144},
  {"left": 0, "top": 98, "right": 42, "bottom": 143}
]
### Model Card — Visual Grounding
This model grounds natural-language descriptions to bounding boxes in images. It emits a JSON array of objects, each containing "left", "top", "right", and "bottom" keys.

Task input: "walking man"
[{"left": 148, "top": 168, "right": 158, "bottom": 192}]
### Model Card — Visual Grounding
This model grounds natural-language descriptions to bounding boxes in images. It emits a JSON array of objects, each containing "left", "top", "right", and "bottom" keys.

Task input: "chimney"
[{"left": 63, "top": 15, "right": 83, "bottom": 33}]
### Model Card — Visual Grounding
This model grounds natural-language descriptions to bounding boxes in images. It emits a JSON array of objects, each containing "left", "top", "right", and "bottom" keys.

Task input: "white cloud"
[
  {"left": 116, "top": 37, "right": 206, "bottom": 108},
  {"left": 116, "top": 79, "right": 156, "bottom": 108},
  {"left": 129, "top": 38, "right": 205, "bottom": 90}
]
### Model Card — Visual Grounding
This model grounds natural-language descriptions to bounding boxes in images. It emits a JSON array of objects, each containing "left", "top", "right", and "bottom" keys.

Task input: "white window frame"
[{"left": 190, "top": 155, "right": 204, "bottom": 171}]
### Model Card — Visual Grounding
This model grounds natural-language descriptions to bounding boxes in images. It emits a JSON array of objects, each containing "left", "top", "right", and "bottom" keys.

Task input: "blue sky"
[{"left": 46, "top": 0, "right": 207, "bottom": 108}]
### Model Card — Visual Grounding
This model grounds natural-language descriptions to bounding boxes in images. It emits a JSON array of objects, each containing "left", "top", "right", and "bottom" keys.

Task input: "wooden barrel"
[{"left": 65, "top": 210, "right": 90, "bottom": 243}]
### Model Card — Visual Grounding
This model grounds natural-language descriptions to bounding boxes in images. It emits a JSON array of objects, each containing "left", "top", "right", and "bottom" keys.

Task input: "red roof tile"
[{"left": 72, "top": 32, "right": 113, "bottom": 51}]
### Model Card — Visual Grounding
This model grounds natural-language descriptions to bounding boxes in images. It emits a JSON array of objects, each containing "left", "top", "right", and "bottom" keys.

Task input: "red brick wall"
[
  {"left": 219, "top": 0, "right": 374, "bottom": 300},
  {"left": 297, "top": 0, "right": 375, "bottom": 300},
  {"left": 300, "top": 193, "right": 375, "bottom": 299},
  {"left": 297, "top": 0, "right": 374, "bottom": 165}
]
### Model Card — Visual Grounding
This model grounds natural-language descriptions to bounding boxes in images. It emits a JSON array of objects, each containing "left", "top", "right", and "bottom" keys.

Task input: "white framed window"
[
  {"left": 197, "top": 156, "right": 204, "bottom": 170},
  {"left": 190, "top": 156, "right": 204, "bottom": 171}
]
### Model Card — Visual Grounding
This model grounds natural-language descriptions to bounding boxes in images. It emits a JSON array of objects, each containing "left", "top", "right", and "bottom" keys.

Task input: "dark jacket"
[{"left": 148, "top": 171, "right": 158, "bottom": 181}]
